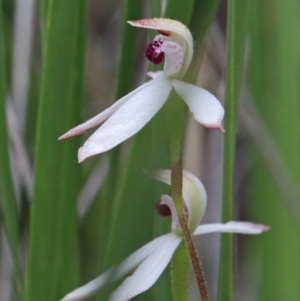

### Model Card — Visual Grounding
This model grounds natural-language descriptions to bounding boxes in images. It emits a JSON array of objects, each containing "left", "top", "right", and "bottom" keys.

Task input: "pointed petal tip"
[
  {"left": 247, "top": 223, "right": 270, "bottom": 233},
  {"left": 58, "top": 127, "right": 84, "bottom": 140},
  {"left": 207, "top": 123, "right": 225, "bottom": 132},
  {"left": 227, "top": 221, "right": 270, "bottom": 234},
  {"left": 194, "top": 221, "right": 270, "bottom": 236},
  {"left": 127, "top": 20, "right": 135, "bottom": 26},
  {"left": 58, "top": 132, "right": 71, "bottom": 141},
  {"left": 78, "top": 147, "right": 90, "bottom": 163}
]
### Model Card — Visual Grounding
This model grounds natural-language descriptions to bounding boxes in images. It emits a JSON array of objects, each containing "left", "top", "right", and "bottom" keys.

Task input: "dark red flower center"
[
  {"left": 145, "top": 39, "right": 165, "bottom": 65},
  {"left": 156, "top": 201, "right": 171, "bottom": 217}
]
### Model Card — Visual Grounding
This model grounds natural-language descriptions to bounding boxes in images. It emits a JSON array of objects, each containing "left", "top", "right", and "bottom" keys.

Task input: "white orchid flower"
[
  {"left": 59, "top": 18, "right": 224, "bottom": 162},
  {"left": 60, "top": 170, "right": 269, "bottom": 301}
]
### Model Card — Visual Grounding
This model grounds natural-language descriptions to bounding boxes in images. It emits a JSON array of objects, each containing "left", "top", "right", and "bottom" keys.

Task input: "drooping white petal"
[
  {"left": 110, "top": 233, "right": 181, "bottom": 301},
  {"left": 60, "top": 269, "right": 112, "bottom": 301},
  {"left": 193, "top": 221, "right": 270, "bottom": 236},
  {"left": 78, "top": 76, "right": 172, "bottom": 162},
  {"left": 172, "top": 80, "right": 224, "bottom": 130},
  {"left": 60, "top": 234, "right": 172, "bottom": 301},
  {"left": 59, "top": 93, "right": 129, "bottom": 140},
  {"left": 146, "top": 169, "right": 207, "bottom": 233},
  {"left": 115, "top": 233, "right": 175, "bottom": 278}
]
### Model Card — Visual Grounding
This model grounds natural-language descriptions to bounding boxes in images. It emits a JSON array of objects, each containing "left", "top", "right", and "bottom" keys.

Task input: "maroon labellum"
[
  {"left": 156, "top": 201, "right": 171, "bottom": 217},
  {"left": 145, "top": 40, "right": 165, "bottom": 65}
]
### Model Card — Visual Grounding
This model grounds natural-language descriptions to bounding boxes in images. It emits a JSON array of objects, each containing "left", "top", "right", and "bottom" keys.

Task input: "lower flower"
[{"left": 60, "top": 170, "right": 269, "bottom": 301}]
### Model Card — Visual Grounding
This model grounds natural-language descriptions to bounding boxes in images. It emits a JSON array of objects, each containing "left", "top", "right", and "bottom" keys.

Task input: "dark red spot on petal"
[
  {"left": 158, "top": 30, "right": 170, "bottom": 36},
  {"left": 156, "top": 201, "right": 171, "bottom": 217}
]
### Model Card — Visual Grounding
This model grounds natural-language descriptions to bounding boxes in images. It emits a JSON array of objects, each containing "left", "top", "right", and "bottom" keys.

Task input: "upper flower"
[
  {"left": 129, "top": 18, "right": 193, "bottom": 78},
  {"left": 60, "top": 170, "right": 269, "bottom": 301},
  {"left": 59, "top": 18, "right": 224, "bottom": 162}
]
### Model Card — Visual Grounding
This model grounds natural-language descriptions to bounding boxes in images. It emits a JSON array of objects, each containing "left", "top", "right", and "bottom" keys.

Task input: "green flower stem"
[
  {"left": 166, "top": 91, "right": 208, "bottom": 301},
  {"left": 249, "top": 0, "right": 300, "bottom": 299},
  {"left": 164, "top": 1, "right": 222, "bottom": 299},
  {"left": 218, "top": 1, "right": 249, "bottom": 300}
]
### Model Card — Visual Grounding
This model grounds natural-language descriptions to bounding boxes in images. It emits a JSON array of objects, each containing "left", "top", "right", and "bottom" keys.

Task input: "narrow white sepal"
[
  {"left": 58, "top": 95, "right": 129, "bottom": 140},
  {"left": 109, "top": 233, "right": 181, "bottom": 301},
  {"left": 115, "top": 233, "right": 175, "bottom": 278},
  {"left": 193, "top": 221, "right": 270, "bottom": 236},
  {"left": 172, "top": 79, "right": 224, "bottom": 130},
  {"left": 60, "top": 234, "right": 172, "bottom": 301},
  {"left": 78, "top": 77, "right": 172, "bottom": 162},
  {"left": 60, "top": 270, "right": 112, "bottom": 301}
]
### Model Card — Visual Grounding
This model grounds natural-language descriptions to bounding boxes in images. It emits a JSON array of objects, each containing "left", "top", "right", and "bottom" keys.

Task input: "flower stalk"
[{"left": 171, "top": 158, "right": 209, "bottom": 301}]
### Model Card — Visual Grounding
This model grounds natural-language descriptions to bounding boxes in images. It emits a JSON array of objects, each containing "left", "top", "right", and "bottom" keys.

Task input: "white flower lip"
[
  {"left": 59, "top": 18, "right": 224, "bottom": 162},
  {"left": 60, "top": 170, "right": 269, "bottom": 301}
]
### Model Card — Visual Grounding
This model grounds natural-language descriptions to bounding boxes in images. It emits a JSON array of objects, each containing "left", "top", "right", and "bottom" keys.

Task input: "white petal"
[
  {"left": 172, "top": 80, "right": 224, "bottom": 130},
  {"left": 110, "top": 233, "right": 181, "bottom": 301},
  {"left": 159, "top": 194, "right": 180, "bottom": 231},
  {"left": 60, "top": 270, "right": 112, "bottom": 301},
  {"left": 193, "top": 221, "right": 270, "bottom": 236},
  {"left": 181, "top": 171, "right": 207, "bottom": 232},
  {"left": 78, "top": 77, "right": 172, "bottom": 162},
  {"left": 146, "top": 71, "right": 164, "bottom": 79},
  {"left": 59, "top": 91, "right": 130, "bottom": 140},
  {"left": 146, "top": 169, "right": 207, "bottom": 233},
  {"left": 115, "top": 233, "right": 175, "bottom": 278},
  {"left": 60, "top": 234, "right": 172, "bottom": 301}
]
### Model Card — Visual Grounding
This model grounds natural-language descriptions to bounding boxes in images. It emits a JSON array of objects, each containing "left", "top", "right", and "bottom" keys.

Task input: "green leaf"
[
  {"left": 26, "top": 0, "right": 86, "bottom": 300},
  {"left": 171, "top": 243, "right": 189, "bottom": 301},
  {"left": 218, "top": 1, "right": 249, "bottom": 301},
  {"left": 187, "top": 0, "right": 220, "bottom": 82},
  {"left": 164, "top": 0, "right": 195, "bottom": 24},
  {"left": 248, "top": 0, "right": 300, "bottom": 300},
  {"left": 0, "top": 0, "right": 23, "bottom": 297}
]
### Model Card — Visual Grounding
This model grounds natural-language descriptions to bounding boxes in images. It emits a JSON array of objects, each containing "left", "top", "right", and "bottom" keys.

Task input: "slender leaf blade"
[
  {"left": 0, "top": 0, "right": 23, "bottom": 296},
  {"left": 218, "top": 1, "right": 249, "bottom": 301},
  {"left": 26, "top": 0, "right": 86, "bottom": 300}
]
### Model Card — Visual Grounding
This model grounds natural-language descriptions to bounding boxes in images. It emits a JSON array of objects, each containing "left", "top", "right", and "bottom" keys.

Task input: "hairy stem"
[{"left": 171, "top": 158, "right": 209, "bottom": 301}]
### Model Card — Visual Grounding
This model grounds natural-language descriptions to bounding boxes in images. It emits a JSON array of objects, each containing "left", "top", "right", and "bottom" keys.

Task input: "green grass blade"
[
  {"left": 0, "top": 0, "right": 23, "bottom": 296},
  {"left": 164, "top": 0, "right": 195, "bottom": 24},
  {"left": 187, "top": 0, "right": 220, "bottom": 82},
  {"left": 26, "top": 0, "right": 86, "bottom": 300},
  {"left": 248, "top": 0, "right": 300, "bottom": 300},
  {"left": 150, "top": 0, "right": 162, "bottom": 17},
  {"left": 218, "top": 1, "right": 249, "bottom": 301}
]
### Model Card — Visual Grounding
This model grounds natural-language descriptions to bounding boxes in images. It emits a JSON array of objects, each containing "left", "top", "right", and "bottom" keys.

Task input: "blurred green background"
[{"left": 0, "top": 0, "right": 299, "bottom": 300}]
